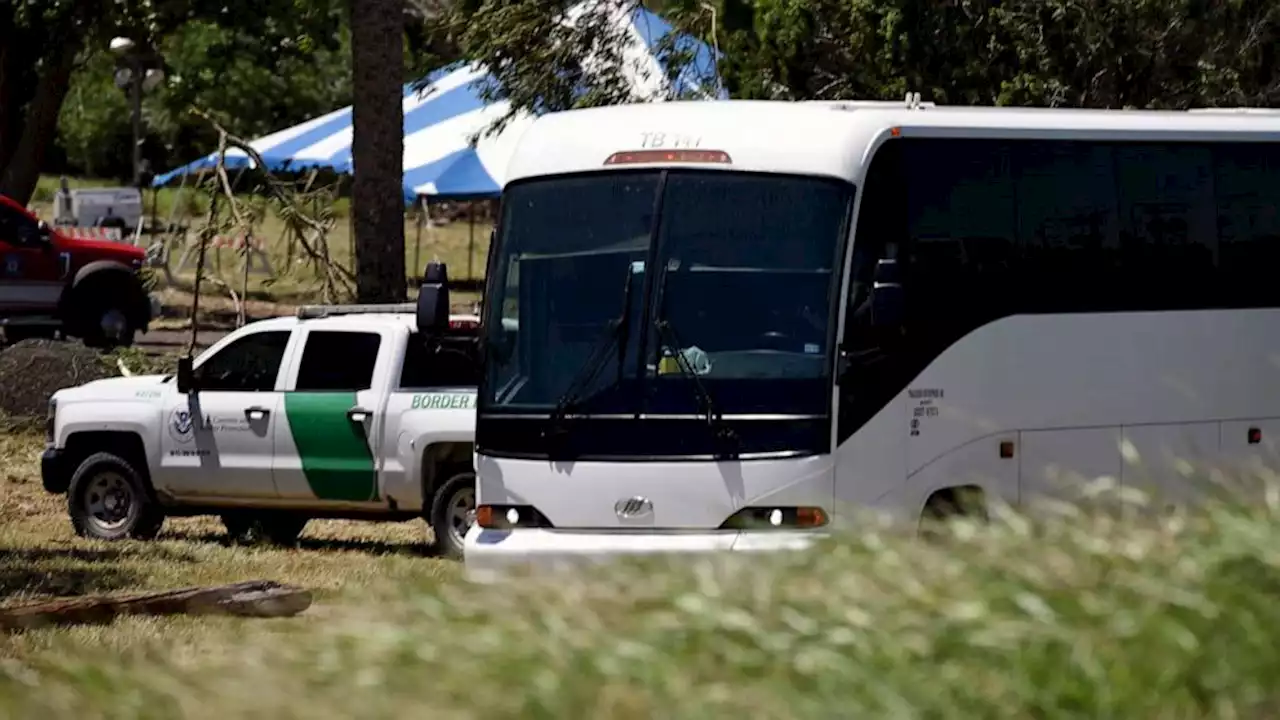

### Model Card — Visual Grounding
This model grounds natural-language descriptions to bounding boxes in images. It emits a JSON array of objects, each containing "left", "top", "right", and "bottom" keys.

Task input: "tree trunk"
[
  {"left": 350, "top": 0, "right": 407, "bottom": 303},
  {"left": 0, "top": 4, "right": 18, "bottom": 176},
  {"left": 0, "top": 40, "right": 81, "bottom": 205}
]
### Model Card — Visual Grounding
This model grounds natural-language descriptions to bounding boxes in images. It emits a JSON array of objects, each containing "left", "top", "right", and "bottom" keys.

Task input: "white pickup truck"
[{"left": 40, "top": 272, "right": 482, "bottom": 558}]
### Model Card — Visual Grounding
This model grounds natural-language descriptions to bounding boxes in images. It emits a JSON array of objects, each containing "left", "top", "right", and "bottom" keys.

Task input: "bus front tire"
[{"left": 919, "top": 486, "right": 987, "bottom": 539}]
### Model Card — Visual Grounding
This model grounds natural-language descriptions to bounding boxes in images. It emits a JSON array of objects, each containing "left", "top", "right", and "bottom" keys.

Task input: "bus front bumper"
[{"left": 462, "top": 527, "right": 823, "bottom": 583}]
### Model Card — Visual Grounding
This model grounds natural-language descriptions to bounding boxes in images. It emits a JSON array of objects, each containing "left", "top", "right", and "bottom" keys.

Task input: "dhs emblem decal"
[{"left": 169, "top": 407, "right": 195, "bottom": 443}]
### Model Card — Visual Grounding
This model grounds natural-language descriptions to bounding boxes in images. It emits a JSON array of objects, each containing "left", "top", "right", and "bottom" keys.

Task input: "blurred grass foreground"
[{"left": 5, "top": 469, "right": 1280, "bottom": 720}]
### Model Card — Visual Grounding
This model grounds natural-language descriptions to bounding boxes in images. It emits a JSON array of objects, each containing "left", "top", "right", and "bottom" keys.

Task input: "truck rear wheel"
[
  {"left": 67, "top": 451, "right": 164, "bottom": 540},
  {"left": 222, "top": 511, "right": 309, "bottom": 547},
  {"left": 429, "top": 470, "right": 476, "bottom": 560}
]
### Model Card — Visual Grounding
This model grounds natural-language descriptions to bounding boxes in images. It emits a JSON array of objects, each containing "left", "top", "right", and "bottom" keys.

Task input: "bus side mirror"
[
  {"left": 416, "top": 260, "right": 450, "bottom": 336},
  {"left": 870, "top": 258, "right": 904, "bottom": 328},
  {"left": 176, "top": 356, "right": 196, "bottom": 394}
]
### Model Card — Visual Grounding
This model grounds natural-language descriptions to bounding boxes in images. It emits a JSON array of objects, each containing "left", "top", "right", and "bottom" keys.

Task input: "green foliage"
[
  {"left": 991, "top": 0, "right": 1280, "bottom": 108},
  {"left": 466, "top": 0, "right": 1280, "bottom": 114},
  {"left": 54, "top": 53, "right": 133, "bottom": 179},
  {"left": 52, "top": 3, "right": 352, "bottom": 182}
]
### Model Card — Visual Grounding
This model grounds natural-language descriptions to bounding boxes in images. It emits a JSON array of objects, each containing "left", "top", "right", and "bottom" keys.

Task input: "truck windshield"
[{"left": 481, "top": 169, "right": 852, "bottom": 422}]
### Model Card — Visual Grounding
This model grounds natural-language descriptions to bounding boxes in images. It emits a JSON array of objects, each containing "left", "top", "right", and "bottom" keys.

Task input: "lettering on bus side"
[
  {"left": 908, "top": 388, "right": 944, "bottom": 437},
  {"left": 640, "top": 132, "right": 703, "bottom": 149},
  {"left": 409, "top": 392, "right": 476, "bottom": 411}
]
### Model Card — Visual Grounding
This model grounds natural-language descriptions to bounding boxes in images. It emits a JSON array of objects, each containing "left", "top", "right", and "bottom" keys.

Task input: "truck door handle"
[
  {"left": 347, "top": 407, "right": 370, "bottom": 424},
  {"left": 245, "top": 406, "right": 270, "bottom": 421}
]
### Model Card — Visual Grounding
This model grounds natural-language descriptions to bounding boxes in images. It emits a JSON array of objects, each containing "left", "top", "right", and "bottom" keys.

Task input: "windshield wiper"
[
  {"left": 651, "top": 272, "right": 740, "bottom": 457},
  {"left": 547, "top": 264, "right": 635, "bottom": 427}
]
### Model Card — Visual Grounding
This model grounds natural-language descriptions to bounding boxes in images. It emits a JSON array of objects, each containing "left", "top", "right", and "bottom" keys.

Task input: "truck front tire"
[
  {"left": 429, "top": 470, "right": 476, "bottom": 560},
  {"left": 67, "top": 451, "right": 164, "bottom": 541}
]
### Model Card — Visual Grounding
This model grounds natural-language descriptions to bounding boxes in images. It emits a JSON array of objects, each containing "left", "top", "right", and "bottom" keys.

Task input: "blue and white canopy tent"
[{"left": 151, "top": 4, "right": 722, "bottom": 202}]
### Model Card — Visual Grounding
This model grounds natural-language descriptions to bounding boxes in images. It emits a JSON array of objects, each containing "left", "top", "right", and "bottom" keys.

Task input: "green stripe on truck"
[{"left": 283, "top": 392, "right": 378, "bottom": 502}]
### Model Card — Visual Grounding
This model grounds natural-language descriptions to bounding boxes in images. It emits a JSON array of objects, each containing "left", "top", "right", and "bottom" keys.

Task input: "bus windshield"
[{"left": 481, "top": 170, "right": 853, "bottom": 419}]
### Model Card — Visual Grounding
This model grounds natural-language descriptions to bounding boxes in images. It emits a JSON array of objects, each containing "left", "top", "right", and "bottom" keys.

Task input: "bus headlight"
[
  {"left": 719, "top": 506, "right": 828, "bottom": 530},
  {"left": 475, "top": 504, "right": 553, "bottom": 530}
]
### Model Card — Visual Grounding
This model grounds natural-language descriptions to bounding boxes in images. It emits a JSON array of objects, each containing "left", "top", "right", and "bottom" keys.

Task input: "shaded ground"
[{"left": 0, "top": 431, "right": 455, "bottom": 613}]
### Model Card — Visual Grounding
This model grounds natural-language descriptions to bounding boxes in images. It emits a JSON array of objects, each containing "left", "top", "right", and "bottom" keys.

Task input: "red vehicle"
[{"left": 0, "top": 194, "right": 156, "bottom": 348}]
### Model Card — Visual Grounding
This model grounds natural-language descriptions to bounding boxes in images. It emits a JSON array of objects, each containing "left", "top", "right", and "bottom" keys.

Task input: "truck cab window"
[
  {"left": 195, "top": 330, "right": 291, "bottom": 392},
  {"left": 400, "top": 334, "right": 479, "bottom": 389},
  {"left": 0, "top": 204, "right": 38, "bottom": 247},
  {"left": 294, "top": 331, "right": 382, "bottom": 391}
]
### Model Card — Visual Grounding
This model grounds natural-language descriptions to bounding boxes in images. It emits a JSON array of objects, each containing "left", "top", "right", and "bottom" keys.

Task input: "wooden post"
[{"left": 468, "top": 201, "right": 476, "bottom": 280}]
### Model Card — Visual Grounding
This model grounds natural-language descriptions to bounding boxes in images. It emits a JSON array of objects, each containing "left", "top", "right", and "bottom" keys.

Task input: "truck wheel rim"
[
  {"left": 85, "top": 471, "right": 134, "bottom": 532},
  {"left": 448, "top": 486, "right": 476, "bottom": 547},
  {"left": 100, "top": 308, "right": 127, "bottom": 341}
]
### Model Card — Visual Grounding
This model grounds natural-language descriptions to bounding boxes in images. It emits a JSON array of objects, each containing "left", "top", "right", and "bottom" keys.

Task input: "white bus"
[{"left": 429, "top": 99, "right": 1280, "bottom": 580}]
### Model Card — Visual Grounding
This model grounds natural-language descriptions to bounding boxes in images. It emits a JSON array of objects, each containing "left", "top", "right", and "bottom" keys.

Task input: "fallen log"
[{"left": 0, "top": 580, "right": 312, "bottom": 632}]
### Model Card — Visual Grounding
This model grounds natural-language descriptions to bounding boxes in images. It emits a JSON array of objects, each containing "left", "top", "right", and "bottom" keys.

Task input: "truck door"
[
  {"left": 272, "top": 327, "right": 389, "bottom": 504},
  {"left": 157, "top": 327, "right": 292, "bottom": 499},
  {"left": 388, "top": 328, "right": 481, "bottom": 508},
  {"left": 0, "top": 201, "right": 65, "bottom": 317}
]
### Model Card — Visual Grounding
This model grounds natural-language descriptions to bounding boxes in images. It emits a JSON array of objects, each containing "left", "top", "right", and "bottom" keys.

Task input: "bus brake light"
[{"left": 604, "top": 149, "right": 732, "bottom": 166}]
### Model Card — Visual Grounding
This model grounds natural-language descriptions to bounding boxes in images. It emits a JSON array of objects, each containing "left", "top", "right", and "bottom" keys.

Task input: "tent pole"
[
  {"left": 413, "top": 195, "right": 425, "bottom": 280},
  {"left": 348, "top": 180, "right": 355, "bottom": 276},
  {"left": 467, "top": 202, "right": 476, "bottom": 280}
]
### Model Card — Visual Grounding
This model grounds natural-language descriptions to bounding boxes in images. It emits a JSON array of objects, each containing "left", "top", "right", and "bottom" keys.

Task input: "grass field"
[{"left": 5, "top": 417, "right": 1280, "bottom": 718}]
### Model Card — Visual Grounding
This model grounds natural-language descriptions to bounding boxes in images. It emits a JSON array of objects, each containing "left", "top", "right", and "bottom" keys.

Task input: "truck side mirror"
[
  {"left": 35, "top": 220, "right": 53, "bottom": 251},
  {"left": 870, "top": 258, "right": 904, "bottom": 328},
  {"left": 416, "top": 260, "right": 450, "bottom": 336},
  {"left": 176, "top": 356, "right": 196, "bottom": 394}
]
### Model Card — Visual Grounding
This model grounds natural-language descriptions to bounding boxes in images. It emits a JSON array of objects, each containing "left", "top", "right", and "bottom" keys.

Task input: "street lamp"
[{"left": 109, "top": 37, "right": 165, "bottom": 191}]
